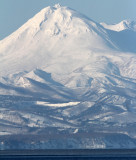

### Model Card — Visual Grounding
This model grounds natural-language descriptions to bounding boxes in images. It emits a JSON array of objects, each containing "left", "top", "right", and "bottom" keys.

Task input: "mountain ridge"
[{"left": 101, "top": 20, "right": 136, "bottom": 32}]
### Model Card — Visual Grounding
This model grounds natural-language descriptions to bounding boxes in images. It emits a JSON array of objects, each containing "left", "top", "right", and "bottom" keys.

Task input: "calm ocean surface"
[
  {"left": 0, "top": 156, "right": 136, "bottom": 160},
  {"left": 1, "top": 150, "right": 136, "bottom": 160}
]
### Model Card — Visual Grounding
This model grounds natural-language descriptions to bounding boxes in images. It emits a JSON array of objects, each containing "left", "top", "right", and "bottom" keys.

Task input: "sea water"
[{"left": 0, "top": 156, "right": 136, "bottom": 160}]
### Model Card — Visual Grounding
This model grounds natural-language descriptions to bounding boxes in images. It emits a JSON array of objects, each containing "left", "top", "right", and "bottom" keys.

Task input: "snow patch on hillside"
[{"left": 36, "top": 101, "right": 80, "bottom": 107}]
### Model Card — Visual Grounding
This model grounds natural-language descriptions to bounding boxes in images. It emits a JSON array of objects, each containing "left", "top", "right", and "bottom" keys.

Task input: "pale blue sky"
[{"left": 0, "top": 0, "right": 136, "bottom": 40}]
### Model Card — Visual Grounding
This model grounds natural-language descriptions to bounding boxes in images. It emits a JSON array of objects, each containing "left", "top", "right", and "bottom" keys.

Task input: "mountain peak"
[
  {"left": 121, "top": 20, "right": 136, "bottom": 31},
  {"left": 24, "top": 4, "right": 70, "bottom": 29},
  {"left": 0, "top": 4, "right": 118, "bottom": 77},
  {"left": 101, "top": 19, "right": 136, "bottom": 31},
  {"left": 53, "top": 3, "right": 62, "bottom": 9}
]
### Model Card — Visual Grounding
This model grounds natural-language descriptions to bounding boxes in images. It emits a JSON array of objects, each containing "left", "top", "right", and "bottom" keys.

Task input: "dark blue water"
[{"left": 0, "top": 156, "right": 136, "bottom": 160}]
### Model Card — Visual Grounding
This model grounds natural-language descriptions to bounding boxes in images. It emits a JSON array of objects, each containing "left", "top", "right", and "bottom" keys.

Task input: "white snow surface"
[
  {"left": 36, "top": 101, "right": 80, "bottom": 107},
  {"left": 0, "top": 4, "right": 121, "bottom": 78},
  {"left": 100, "top": 20, "right": 136, "bottom": 32},
  {"left": 0, "top": 5, "right": 136, "bottom": 88},
  {"left": 0, "top": 4, "right": 136, "bottom": 149}
]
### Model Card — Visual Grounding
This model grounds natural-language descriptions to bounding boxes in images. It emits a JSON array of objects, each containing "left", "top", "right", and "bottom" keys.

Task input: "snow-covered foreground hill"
[{"left": 0, "top": 4, "right": 136, "bottom": 149}]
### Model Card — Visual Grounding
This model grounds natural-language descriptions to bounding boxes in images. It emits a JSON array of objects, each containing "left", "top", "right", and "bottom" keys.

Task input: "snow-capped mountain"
[
  {"left": 101, "top": 20, "right": 136, "bottom": 32},
  {"left": 0, "top": 4, "right": 136, "bottom": 149}
]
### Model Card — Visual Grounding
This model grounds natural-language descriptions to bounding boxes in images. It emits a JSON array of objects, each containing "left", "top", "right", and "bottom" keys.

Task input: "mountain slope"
[
  {"left": 0, "top": 4, "right": 136, "bottom": 149},
  {"left": 0, "top": 4, "right": 118, "bottom": 77}
]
